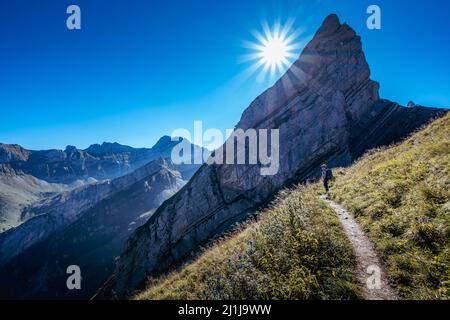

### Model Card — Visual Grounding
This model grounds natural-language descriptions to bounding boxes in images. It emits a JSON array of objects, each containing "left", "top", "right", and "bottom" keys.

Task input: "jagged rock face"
[
  {"left": 0, "top": 158, "right": 187, "bottom": 299},
  {"left": 97, "top": 14, "right": 447, "bottom": 299}
]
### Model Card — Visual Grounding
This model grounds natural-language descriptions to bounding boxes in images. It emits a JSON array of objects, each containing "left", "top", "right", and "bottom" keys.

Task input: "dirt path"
[{"left": 320, "top": 195, "right": 399, "bottom": 300}]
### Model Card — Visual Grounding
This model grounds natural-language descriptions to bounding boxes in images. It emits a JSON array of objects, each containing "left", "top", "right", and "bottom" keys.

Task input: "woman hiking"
[{"left": 321, "top": 164, "right": 333, "bottom": 194}]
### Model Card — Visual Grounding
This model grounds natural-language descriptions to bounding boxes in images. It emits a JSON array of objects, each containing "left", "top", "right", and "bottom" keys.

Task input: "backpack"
[{"left": 326, "top": 168, "right": 334, "bottom": 181}]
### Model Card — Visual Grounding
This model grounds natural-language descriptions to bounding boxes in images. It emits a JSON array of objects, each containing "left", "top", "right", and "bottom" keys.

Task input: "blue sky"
[{"left": 1, "top": 0, "right": 449, "bottom": 150}]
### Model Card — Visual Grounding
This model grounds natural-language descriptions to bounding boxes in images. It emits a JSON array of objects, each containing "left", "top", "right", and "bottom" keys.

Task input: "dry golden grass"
[
  {"left": 331, "top": 112, "right": 450, "bottom": 299},
  {"left": 135, "top": 186, "right": 360, "bottom": 300}
]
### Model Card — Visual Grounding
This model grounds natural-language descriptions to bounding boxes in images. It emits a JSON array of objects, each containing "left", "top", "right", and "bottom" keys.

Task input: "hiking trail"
[{"left": 320, "top": 195, "right": 399, "bottom": 300}]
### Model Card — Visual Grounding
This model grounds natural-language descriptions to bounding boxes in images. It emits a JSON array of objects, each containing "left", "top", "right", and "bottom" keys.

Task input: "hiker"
[{"left": 321, "top": 164, "right": 333, "bottom": 193}]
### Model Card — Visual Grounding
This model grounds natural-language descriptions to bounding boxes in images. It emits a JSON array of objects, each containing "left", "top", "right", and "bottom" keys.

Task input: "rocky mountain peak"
[
  {"left": 151, "top": 136, "right": 182, "bottom": 151},
  {"left": 316, "top": 13, "right": 341, "bottom": 35},
  {"left": 238, "top": 13, "right": 378, "bottom": 130}
]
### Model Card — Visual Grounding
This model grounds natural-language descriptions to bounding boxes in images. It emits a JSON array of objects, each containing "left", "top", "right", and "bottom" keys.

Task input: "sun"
[
  {"left": 261, "top": 36, "right": 290, "bottom": 68},
  {"left": 242, "top": 20, "right": 303, "bottom": 81}
]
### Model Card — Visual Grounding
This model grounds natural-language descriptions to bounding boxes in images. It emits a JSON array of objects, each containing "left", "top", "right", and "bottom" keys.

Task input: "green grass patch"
[{"left": 331, "top": 113, "right": 450, "bottom": 299}]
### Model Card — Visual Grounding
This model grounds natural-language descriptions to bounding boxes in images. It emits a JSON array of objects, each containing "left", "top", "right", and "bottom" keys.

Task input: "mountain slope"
[
  {"left": 135, "top": 186, "right": 360, "bottom": 300},
  {"left": 330, "top": 112, "right": 449, "bottom": 299},
  {"left": 0, "top": 158, "right": 187, "bottom": 299},
  {"left": 98, "top": 14, "right": 447, "bottom": 298},
  {"left": 0, "top": 165, "right": 70, "bottom": 232},
  {"left": 135, "top": 110, "right": 448, "bottom": 300}
]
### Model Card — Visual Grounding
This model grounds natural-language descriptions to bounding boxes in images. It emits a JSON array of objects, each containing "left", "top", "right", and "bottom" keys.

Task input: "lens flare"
[{"left": 242, "top": 20, "right": 304, "bottom": 81}]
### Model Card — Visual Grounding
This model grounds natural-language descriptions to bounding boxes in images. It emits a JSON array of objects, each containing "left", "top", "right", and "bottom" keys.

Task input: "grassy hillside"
[
  {"left": 135, "top": 186, "right": 360, "bottom": 300},
  {"left": 331, "top": 112, "right": 449, "bottom": 299}
]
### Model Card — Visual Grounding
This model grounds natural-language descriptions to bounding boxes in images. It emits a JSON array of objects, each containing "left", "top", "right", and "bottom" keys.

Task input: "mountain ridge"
[
  {"left": 96, "top": 14, "right": 447, "bottom": 299},
  {"left": 0, "top": 136, "right": 204, "bottom": 184}
]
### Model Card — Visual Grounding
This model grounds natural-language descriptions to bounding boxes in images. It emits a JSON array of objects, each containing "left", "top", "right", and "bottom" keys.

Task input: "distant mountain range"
[
  {"left": 0, "top": 136, "right": 203, "bottom": 184},
  {"left": 0, "top": 136, "right": 203, "bottom": 232}
]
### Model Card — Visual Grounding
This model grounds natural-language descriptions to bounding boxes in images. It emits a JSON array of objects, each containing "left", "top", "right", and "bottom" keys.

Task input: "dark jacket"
[{"left": 322, "top": 168, "right": 333, "bottom": 181}]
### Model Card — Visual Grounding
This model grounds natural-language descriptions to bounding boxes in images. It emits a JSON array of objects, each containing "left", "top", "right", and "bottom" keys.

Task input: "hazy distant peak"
[
  {"left": 151, "top": 136, "right": 181, "bottom": 150},
  {"left": 84, "top": 141, "right": 138, "bottom": 156}
]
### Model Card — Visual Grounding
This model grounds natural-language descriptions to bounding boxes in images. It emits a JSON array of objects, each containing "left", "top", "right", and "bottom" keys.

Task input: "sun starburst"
[{"left": 242, "top": 20, "right": 303, "bottom": 81}]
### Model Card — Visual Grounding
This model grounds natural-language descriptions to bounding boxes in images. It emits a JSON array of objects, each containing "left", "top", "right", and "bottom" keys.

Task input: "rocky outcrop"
[
  {"left": 97, "top": 14, "right": 447, "bottom": 299},
  {"left": 0, "top": 158, "right": 187, "bottom": 299}
]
